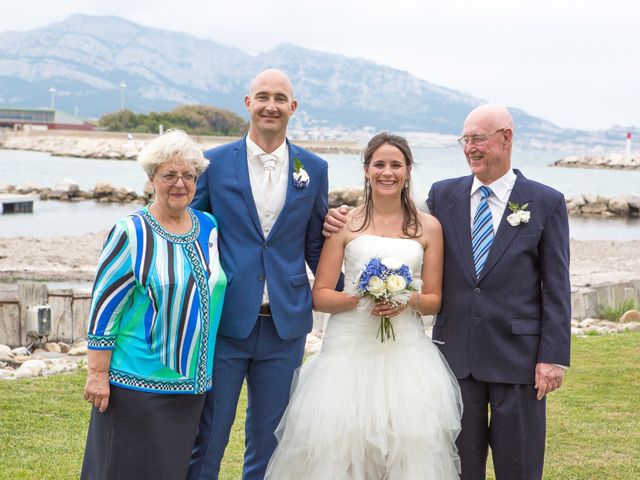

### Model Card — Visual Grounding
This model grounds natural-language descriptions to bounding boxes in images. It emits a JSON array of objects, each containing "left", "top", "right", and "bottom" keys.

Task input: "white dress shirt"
[{"left": 246, "top": 136, "right": 289, "bottom": 305}]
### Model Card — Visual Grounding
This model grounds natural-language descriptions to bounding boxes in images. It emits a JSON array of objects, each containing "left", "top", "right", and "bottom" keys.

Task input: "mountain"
[{"left": 0, "top": 14, "right": 636, "bottom": 145}]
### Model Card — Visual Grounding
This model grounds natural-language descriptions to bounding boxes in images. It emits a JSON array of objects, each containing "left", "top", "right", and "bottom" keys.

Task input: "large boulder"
[
  {"left": 15, "top": 182, "right": 42, "bottom": 194},
  {"left": 580, "top": 201, "right": 609, "bottom": 215},
  {"left": 16, "top": 359, "right": 47, "bottom": 377},
  {"left": 608, "top": 195, "right": 630, "bottom": 216},
  {"left": 329, "top": 187, "right": 363, "bottom": 208},
  {"left": 93, "top": 182, "right": 115, "bottom": 199},
  {"left": 627, "top": 195, "right": 640, "bottom": 216},
  {"left": 52, "top": 178, "right": 80, "bottom": 197},
  {"left": 620, "top": 310, "right": 640, "bottom": 323}
]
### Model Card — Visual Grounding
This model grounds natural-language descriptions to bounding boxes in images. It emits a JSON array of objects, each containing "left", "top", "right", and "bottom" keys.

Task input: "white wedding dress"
[{"left": 265, "top": 235, "right": 462, "bottom": 480}]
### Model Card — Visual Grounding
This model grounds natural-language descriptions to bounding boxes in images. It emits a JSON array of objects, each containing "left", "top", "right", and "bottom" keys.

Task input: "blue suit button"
[
  {"left": 258, "top": 275, "right": 265, "bottom": 281},
  {"left": 474, "top": 288, "right": 481, "bottom": 294}
]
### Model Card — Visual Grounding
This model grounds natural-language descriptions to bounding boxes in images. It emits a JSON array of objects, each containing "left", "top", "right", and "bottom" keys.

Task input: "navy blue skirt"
[{"left": 81, "top": 384, "right": 205, "bottom": 480}]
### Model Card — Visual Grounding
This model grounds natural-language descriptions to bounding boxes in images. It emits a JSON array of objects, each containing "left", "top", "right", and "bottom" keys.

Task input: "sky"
[{"left": 1, "top": 0, "right": 638, "bottom": 131}]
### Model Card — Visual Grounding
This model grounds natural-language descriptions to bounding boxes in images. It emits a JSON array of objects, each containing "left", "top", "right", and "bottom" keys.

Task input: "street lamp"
[
  {"left": 119, "top": 82, "right": 127, "bottom": 110},
  {"left": 49, "top": 86, "right": 56, "bottom": 110}
]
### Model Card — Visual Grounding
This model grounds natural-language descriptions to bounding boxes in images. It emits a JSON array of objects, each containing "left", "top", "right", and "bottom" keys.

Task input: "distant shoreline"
[{"left": 0, "top": 130, "right": 363, "bottom": 158}]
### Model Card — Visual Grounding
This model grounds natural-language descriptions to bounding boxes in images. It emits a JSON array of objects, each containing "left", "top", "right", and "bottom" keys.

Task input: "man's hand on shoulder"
[
  {"left": 322, "top": 205, "right": 349, "bottom": 238},
  {"left": 534, "top": 362, "right": 566, "bottom": 400}
]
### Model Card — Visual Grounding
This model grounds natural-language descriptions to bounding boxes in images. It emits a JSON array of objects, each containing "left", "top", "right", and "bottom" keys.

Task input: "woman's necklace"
[{"left": 374, "top": 211, "right": 402, "bottom": 226}]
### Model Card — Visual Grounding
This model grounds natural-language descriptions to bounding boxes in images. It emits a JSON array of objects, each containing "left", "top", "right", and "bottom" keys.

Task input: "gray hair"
[{"left": 137, "top": 129, "right": 209, "bottom": 177}]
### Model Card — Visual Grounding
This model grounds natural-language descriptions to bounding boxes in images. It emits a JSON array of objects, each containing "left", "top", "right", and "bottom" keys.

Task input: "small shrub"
[{"left": 597, "top": 299, "right": 638, "bottom": 322}]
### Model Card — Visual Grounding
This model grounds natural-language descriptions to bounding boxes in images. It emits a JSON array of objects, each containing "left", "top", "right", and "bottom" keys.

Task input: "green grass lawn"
[{"left": 1, "top": 332, "right": 638, "bottom": 479}]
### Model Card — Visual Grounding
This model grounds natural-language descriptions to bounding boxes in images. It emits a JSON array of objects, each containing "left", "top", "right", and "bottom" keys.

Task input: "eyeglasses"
[
  {"left": 457, "top": 128, "right": 507, "bottom": 147},
  {"left": 157, "top": 172, "right": 197, "bottom": 185}
]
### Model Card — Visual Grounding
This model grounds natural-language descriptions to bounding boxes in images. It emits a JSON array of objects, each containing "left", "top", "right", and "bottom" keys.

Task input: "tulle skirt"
[{"left": 265, "top": 309, "right": 462, "bottom": 480}]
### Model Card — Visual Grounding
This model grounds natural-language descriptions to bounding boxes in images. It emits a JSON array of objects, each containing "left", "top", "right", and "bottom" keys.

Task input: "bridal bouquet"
[{"left": 353, "top": 257, "right": 418, "bottom": 342}]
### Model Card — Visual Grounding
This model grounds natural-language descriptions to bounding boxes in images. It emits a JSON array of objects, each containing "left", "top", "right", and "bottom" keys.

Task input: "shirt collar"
[
  {"left": 246, "top": 136, "right": 288, "bottom": 161},
  {"left": 471, "top": 169, "right": 517, "bottom": 202}
]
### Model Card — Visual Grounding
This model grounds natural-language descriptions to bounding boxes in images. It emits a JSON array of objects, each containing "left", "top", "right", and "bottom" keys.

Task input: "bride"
[{"left": 265, "top": 133, "right": 462, "bottom": 479}]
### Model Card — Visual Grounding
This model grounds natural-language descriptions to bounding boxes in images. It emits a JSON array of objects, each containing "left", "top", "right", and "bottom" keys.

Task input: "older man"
[
  {"left": 426, "top": 104, "right": 571, "bottom": 479},
  {"left": 188, "top": 69, "right": 333, "bottom": 480}
]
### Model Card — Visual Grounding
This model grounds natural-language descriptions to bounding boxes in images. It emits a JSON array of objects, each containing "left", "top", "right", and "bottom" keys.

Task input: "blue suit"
[
  {"left": 188, "top": 137, "right": 330, "bottom": 479},
  {"left": 427, "top": 170, "right": 571, "bottom": 479}
]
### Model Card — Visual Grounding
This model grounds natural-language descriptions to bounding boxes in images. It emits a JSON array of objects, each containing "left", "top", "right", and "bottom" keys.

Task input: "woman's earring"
[{"left": 404, "top": 180, "right": 409, "bottom": 189}]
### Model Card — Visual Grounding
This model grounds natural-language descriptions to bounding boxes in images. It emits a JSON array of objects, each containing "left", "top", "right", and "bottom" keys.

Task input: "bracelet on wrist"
[{"left": 411, "top": 292, "right": 420, "bottom": 309}]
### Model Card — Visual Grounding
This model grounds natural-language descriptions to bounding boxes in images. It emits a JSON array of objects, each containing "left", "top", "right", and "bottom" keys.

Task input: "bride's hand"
[{"left": 372, "top": 301, "right": 407, "bottom": 318}]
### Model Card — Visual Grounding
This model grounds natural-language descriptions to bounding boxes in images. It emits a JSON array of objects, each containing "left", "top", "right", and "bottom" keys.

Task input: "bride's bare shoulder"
[{"left": 417, "top": 211, "right": 443, "bottom": 248}]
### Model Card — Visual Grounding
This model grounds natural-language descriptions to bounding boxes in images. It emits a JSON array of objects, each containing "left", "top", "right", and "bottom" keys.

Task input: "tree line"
[{"left": 99, "top": 105, "right": 248, "bottom": 136}]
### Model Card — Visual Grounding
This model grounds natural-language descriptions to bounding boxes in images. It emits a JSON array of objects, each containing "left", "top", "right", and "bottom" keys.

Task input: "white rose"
[
  {"left": 506, "top": 212, "right": 520, "bottom": 226},
  {"left": 381, "top": 257, "right": 403, "bottom": 270},
  {"left": 518, "top": 210, "right": 531, "bottom": 223},
  {"left": 386, "top": 274, "right": 407, "bottom": 293},
  {"left": 366, "top": 276, "right": 385, "bottom": 294}
]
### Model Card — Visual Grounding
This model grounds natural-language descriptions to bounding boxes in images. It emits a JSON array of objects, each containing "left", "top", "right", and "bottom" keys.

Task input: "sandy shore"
[{"left": 0, "top": 232, "right": 638, "bottom": 287}]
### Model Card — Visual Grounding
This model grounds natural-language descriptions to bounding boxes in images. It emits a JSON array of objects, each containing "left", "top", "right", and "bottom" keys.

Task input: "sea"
[{"left": 1, "top": 147, "right": 639, "bottom": 240}]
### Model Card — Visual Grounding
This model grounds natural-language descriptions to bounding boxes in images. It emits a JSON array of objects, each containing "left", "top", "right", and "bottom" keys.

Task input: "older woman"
[{"left": 81, "top": 130, "right": 227, "bottom": 479}]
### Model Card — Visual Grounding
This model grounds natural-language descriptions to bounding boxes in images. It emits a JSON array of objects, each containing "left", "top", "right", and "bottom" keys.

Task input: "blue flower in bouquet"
[
  {"left": 356, "top": 257, "right": 386, "bottom": 294},
  {"left": 353, "top": 256, "right": 418, "bottom": 342}
]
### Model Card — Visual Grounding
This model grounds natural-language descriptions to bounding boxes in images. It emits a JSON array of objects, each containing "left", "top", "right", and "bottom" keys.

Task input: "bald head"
[
  {"left": 461, "top": 104, "right": 515, "bottom": 184},
  {"left": 464, "top": 104, "right": 514, "bottom": 134},
  {"left": 249, "top": 69, "right": 294, "bottom": 99},
  {"left": 245, "top": 68, "right": 298, "bottom": 151}
]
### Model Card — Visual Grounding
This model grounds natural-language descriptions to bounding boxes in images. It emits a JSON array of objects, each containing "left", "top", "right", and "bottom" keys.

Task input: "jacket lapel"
[
  {"left": 448, "top": 175, "right": 477, "bottom": 282},
  {"left": 266, "top": 140, "right": 296, "bottom": 240},
  {"left": 233, "top": 139, "right": 264, "bottom": 238},
  {"left": 477, "top": 169, "right": 531, "bottom": 282}
]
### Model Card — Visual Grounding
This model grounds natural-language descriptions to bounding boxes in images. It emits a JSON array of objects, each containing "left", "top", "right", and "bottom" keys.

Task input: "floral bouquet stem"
[{"left": 377, "top": 316, "right": 396, "bottom": 343}]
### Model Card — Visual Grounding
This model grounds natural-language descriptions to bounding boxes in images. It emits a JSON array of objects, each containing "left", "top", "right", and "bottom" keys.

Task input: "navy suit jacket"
[
  {"left": 192, "top": 137, "right": 329, "bottom": 340},
  {"left": 427, "top": 170, "right": 571, "bottom": 385}
]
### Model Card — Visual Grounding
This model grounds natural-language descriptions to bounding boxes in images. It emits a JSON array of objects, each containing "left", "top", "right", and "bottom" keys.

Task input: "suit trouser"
[
  {"left": 457, "top": 376, "right": 546, "bottom": 480},
  {"left": 188, "top": 315, "right": 306, "bottom": 480}
]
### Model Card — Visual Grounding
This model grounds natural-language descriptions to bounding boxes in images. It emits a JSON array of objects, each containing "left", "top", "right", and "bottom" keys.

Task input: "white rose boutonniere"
[
  {"left": 292, "top": 157, "right": 310, "bottom": 189},
  {"left": 507, "top": 202, "right": 531, "bottom": 226}
]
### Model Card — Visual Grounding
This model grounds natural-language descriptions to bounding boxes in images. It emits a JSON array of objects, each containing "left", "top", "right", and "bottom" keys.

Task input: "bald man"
[
  {"left": 188, "top": 69, "right": 335, "bottom": 480},
  {"left": 426, "top": 105, "right": 571, "bottom": 479}
]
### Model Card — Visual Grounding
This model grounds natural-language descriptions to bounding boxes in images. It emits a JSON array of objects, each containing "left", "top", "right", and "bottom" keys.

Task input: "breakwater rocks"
[
  {"left": 0, "top": 131, "right": 226, "bottom": 160},
  {"left": 553, "top": 154, "right": 640, "bottom": 170},
  {"left": 0, "top": 131, "right": 361, "bottom": 158},
  {"left": 0, "top": 180, "right": 152, "bottom": 204},
  {"left": 566, "top": 193, "right": 640, "bottom": 218},
  {"left": 329, "top": 187, "right": 640, "bottom": 219},
  {"left": 2, "top": 179, "right": 639, "bottom": 219}
]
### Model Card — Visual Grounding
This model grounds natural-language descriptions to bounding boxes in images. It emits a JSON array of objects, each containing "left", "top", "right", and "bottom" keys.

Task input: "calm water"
[{"left": 1, "top": 148, "right": 639, "bottom": 239}]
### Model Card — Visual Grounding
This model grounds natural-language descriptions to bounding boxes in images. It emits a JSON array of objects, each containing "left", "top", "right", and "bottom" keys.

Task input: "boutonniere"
[
  {"left": 292, "top": 157, "right": 310, "bottom": 189},
  {"left": 507, "top": 202, "right": 531, "bottom": 226}
]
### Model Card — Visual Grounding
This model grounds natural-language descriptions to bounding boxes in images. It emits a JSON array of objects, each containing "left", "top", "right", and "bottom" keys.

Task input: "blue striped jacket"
[{"left": 87, "top": 207, "right": 227, "bottom": 394}]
